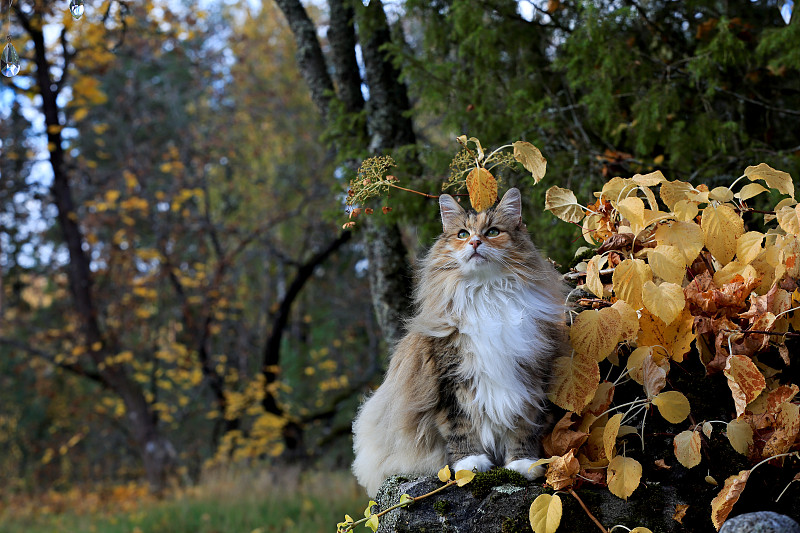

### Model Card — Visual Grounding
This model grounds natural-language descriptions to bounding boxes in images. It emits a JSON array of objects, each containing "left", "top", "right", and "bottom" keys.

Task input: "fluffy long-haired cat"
[{"left": 352, "top": 188, "right": 569, "bottom": 496}]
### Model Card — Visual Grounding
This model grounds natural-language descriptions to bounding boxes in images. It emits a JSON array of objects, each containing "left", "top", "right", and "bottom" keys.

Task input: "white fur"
[
  {"left": 453, "top": 454, "right": 494, "bottom": 474},
  {"left": 505, "top": 458, "right": 546, "bottom": 480},
  {"left": 352, "top": 383, "right": 447, "bottom": 496},
  {"left": 454, "top": 277, "right": 562, "bottom": 429}
]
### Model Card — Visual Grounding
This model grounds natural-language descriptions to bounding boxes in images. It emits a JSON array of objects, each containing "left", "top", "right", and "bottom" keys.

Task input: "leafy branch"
[{"left": 337, "top": 466, "right": 476, "bottom": 532}]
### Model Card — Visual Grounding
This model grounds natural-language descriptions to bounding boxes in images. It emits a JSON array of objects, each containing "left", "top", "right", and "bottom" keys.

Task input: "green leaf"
[
  {"left": 364, "top": 500, "right": 377, "bottom": 518},
  {"left": 365, "top": 514, "right": 379, "bottom": 532}
]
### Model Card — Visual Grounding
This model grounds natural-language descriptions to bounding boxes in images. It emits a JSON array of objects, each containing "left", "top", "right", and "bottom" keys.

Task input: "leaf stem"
[
  {"left": 341, "top": 480, "right": 459, "bottom": 532},
  {"left": 387, "top": 183, "right": 439, "bottom": 198},
  {"left": 568, "top": 488, "right": 608, "bottom": 533}
]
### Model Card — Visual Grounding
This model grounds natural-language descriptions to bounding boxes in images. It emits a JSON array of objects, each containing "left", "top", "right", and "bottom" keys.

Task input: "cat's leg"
[
  {"left": 503, "top": 417, "right": 547, "bottom": 479},
  {"left": 442, "top": 408, "right": 494, "bottom": 473}
]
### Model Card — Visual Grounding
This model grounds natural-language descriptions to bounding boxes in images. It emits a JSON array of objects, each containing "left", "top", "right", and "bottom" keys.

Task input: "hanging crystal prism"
[
  {"left": 781, "top": 0, "right": 794, "bottom": 24},
  {"left": 1, "top": 39, "right": 19, "bottom": 77},
  {"left": 69, "top": 0, "right": 84, "bottom": 20}
]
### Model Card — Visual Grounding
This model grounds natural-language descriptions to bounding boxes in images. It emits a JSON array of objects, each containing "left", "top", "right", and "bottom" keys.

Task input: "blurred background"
[{"left": 0, "top": 0, "right": 798, "bottom": 531}]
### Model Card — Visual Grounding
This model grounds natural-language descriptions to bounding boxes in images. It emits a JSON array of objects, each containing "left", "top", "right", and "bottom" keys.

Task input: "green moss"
[
  {"left": 501, "top": 514, "right": 531, "bottom": 533},
  {"left": 432, "top": 500, "right": 450, "bottom": 515},
  {"left": 468, "top": 468, "right": 529, "bottom": 500}
]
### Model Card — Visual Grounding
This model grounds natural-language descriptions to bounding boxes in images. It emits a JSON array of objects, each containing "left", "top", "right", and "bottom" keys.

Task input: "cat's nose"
[{"left": 470, "top": 237, "right": 482, "bottom": 250}]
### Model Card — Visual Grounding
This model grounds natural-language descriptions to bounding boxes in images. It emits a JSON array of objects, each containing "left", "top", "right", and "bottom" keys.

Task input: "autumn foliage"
[{"left": 544, "top": 162, "right": 800, "bottom": 529}]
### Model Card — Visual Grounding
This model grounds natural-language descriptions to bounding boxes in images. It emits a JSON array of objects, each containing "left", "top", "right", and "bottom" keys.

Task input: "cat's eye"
[
  {"left": 457, "top": 229, "right": 470, "bottom": 239},
  {"left": 486, "top": 227, "right": 500, "bottom": 237}
]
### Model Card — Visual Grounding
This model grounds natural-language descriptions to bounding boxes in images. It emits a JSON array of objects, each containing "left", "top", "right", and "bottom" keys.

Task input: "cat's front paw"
[
  {"left": 453, "top": 454, "right": 494, "bottom": 474},
  {"left": 505, "top": 458, "right": 545, "bottom": 480}
]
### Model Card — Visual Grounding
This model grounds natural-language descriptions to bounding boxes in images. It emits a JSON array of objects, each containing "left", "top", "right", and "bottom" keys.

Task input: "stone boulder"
[{"left": 374, "top": 469, "right": 688, "bottom": 533}]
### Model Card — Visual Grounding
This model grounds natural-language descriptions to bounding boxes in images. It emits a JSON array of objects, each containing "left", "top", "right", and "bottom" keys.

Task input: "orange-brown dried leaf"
[
  {"left": 585, "top": 381, "right": 615, "bottom": 416},
  {"left": 466, "top": 167, "right": 497, "bottom": 212},
  {"left": 761, "top": 402, "right": 800, "bottom": 458},
  {"left": 674, "top": 504, "right": 690, "bottom": 524},
  {"left": 724, "top": 355, "right": 767, "bottom": 418},
  {"left": 542, "top": 413, "right": 589, "bottom": 458},
  {"left": 545, "top": 449, "right": 581, "bottom": 490},
  {"left": 711, "top": 470, "right": 751, "bottom": 530}
]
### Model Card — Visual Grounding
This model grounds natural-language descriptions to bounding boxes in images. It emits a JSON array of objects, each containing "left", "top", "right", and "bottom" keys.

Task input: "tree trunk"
[{"left": 18, "top": 7, "right": 176, "bottom": 493}]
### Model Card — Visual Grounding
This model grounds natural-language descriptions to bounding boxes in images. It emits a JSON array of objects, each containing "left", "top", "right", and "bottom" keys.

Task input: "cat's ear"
[
  {"left": 439, "top": 194, "right": 464, "bottom": 230},
  {"left": 496, "top": 188, "right": 523, "bottom": 228}
]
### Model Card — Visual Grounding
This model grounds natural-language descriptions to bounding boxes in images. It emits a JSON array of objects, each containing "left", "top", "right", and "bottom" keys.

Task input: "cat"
[{"left": 351, "top": 187, "right": 570, "bottom": 496}]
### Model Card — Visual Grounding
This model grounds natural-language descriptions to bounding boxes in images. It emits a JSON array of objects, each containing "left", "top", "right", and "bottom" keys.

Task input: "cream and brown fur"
[{"left": 352, "top": 188, "right": 569, "bottom": 496}]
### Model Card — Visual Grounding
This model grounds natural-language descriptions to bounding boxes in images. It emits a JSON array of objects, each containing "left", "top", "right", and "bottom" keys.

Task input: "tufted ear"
[
  {"left": 496, "top": 188, "right": 522, "bottom": 228},
  {"left": 439, "top": 194, "right": 465, "bottom": 231}
]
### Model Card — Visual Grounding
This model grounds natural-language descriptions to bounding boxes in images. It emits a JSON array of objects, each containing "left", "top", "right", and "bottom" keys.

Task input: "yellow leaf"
[
  {"left": 364, "top": 500, "right": 377, "bottom": 518},
  {"left": 735, "top": 232, "right": 765, "bottom": 265},
  {"left": 734, "top": 182, "right": 768, "bottom": 201},
  {"left": 660, "top": 180, "right": 694, "bottom": 210},
  {"left": 585, "top": 255, "right": 606, "bottom": 298},
  {"left": 599, "top": 177, "right": 637, "bottom": 205},
  {"left": 744, "top": 163, "right": 794, "bottom": 198},
  {"left": 611, "top": 299, "right": 639, "bottom": 342},
  {"left": 437, "top": 465, "right": 451, "bottom": 482},
  {"left": 654, "top": 220, "right": 704, "bottom": 266},
  {"left": 607, "top": 456, "right": 642, "bottom": 500},
  {"left": 455, "top": 469, "right": 476, "bottom": 486},
  {"left": 466, "top": 167, "right": 497, "bottom": 212},
  {"left": 724, "top": 355, "right": 766, "bottom": 418},
  {"left": 647, "top": 245, "right": 687, "bottom": 285},
  {"left": 365, "top": 514, "right": 379, "bottom": 532},
  {"left": 512, "top": 141, "right": 547, "bottom": 183},
  {"left": 652, "top": 391, "right": 691, "bottom": 424},
  {"left": 638, "top": 307, "right": 695, "bottom": 363},
  {"left": 711, "top": 470, "right": 751, "bottom": 530},
  {"left": 612, "top": 258, "right": 653, "bottom": 309},
  {"left": 570, "top": 307, "right": 622, "bottom": 362},
  {"left": 626, "top": 346, "right": 652, "bottom": 385},
  {"left": 631, "top": 170, "right": 665, "bottom": 187},
  {"left": 776, "top": 204, "right": 800, "bottom": 236},
  {"left": 673, "top": 430, "right": 702, "bottom": 468},
  {"left": 702, "top": 204, "right": 744, "bottom": 266},
  {"left": 529, "top": 493, "right": 562, "bottom": 533},
  {"left": 630, "top": 528, "right": 654, "bottom": 533},
  {"left": 672, "top": 199, "right": 699, "bottom": 222},
  {"left": 547, "top": 352, "right": 600, "bottom": 413},
  {"left": 642, "top": 281, "right": 685, "bottom": 326},
  {"left": 72, "top": 107, "right": 89, "bottom": 122},
  {"left": 726, "top": 418, "right": 753, "bottom": 456},
  {"left": 603, "top": 413, "right": 624, "bottom": 460},
  {"left": 709, "top": 186, "right": 734, "bottom": 203},
  {"left": 545, "top": 186, "right": 584, "bottom": 223},
  {"left": 617, "top": 196, "right": 646, "bottom": 233},
  {"left": 712, "top": 261, "right": 758, "bottom": 287}
]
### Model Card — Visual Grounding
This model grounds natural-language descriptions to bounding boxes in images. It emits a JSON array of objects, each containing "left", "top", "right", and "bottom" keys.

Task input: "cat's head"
[{"left": 435, "top": 188, "right": 534, "bottom": 277}]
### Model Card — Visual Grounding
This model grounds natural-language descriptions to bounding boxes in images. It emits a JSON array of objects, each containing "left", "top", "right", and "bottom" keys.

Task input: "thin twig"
[
  {"left": 722, "top": 328, "right": 800, "bottom": 338},
  {"left": 564, "top": 268, "right": 616, "bottom": 280},
  {"left": 569, "top": 488, "right": 608, "bottom": 533}
]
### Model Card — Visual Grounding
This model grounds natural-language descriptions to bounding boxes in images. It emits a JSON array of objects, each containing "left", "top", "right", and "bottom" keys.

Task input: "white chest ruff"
[{"left": 453, "top": 281, "right": 562, "bottom": 444}]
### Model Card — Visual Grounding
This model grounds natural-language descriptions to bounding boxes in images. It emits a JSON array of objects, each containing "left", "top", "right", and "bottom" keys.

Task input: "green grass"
[{"left": 0, "top": 468, "right": 367, "bottom": 533}]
